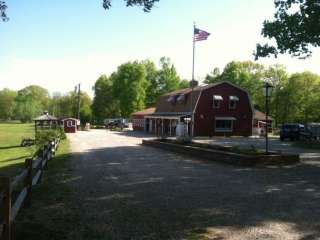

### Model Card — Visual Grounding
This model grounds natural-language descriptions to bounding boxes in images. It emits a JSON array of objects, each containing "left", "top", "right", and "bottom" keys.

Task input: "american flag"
[{"left": 194, "top": 27, "right": 210, "bottom": 42}]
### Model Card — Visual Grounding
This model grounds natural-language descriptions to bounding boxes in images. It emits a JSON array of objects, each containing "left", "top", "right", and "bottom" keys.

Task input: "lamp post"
[{"left": 263, "top": 80, "right": 273, "bottom": 154}]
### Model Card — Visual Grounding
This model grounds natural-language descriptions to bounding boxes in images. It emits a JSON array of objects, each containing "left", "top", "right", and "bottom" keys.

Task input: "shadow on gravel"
[
  {"left": 110, "top": 130, "right": 155, "bottom": 139},
  {"left": 57, "top": 144, "right": 320, "bottom": 240}
]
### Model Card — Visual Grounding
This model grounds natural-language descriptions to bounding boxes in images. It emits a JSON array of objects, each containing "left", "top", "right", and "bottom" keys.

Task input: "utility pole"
[{"left": 77, "top": 83, "right": 81, "bottom": 121}]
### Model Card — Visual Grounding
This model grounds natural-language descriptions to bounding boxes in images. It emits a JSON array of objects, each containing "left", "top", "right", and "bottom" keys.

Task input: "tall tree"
[
  {"left": 157, "top": 57, "right": 181, "bottom": 96},
  {"left": 14, "top": 85, "right": 50, "bottom": 122},
  {"left": 204, "top": 67, "right": 221, "bottom": 84},
  {"left": 142, "top": 60, "right": 159, "bottom": 107},
  {"left": 255, "top": 0, "right": 320, "bottom": 59},
  {"left": 0, "top": 88, "right": 17, "bottom": 120},
  {"left": 179, "top": 79, "right": 190, "bottom": 89},
  {"left": 112, "top": 61, "right": 147, "bottom": 117},
  {"left": 92, "top": 74, "right": 120, "bottom": 123},
  {"left": 213, "top": 61, "right": 265, "bottom": 104}
]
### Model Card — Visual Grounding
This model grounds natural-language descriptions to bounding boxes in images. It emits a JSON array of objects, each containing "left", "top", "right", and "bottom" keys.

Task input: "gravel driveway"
[{"left": 67, "top": 130, "right": 320, "bottom": 240}]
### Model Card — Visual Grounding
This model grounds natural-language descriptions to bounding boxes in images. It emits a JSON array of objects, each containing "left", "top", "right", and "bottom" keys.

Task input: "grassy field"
[{"left": 0, "top": 123, "right": 35, "bottom": 177}]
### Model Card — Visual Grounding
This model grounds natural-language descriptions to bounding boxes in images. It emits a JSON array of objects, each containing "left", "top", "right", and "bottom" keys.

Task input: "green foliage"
[
  {"left": 35, "top": 129, "right": 60, "bottom": 148},
  {"left": 92, "top": 75, "right": 120, "bottom": 123},
  {"left": 102, "top": 0, "right": 159, "bottom": 12},
  {"left": 205, "top": 61, "right": 264, "bottom": 103},
  {"left": 142, "top": 60, "right": 159, "bottom": 107},
  {"left": 255, "top": 0, "right": 320, "bottom": 59},
  {"left": 112, "top": 61, "right": 147, "bottom": 117},
  {"left": 157, "top": 57, "right": 181, "bottom": 95},
  {"left": 0, "top": 88, "right": 16, "bottom": 120},
  {"left": 14, "top": 85, "right": 50, "bottom": 122},
  {"left": 48, "top": 91, "right": 92, "bottom": 124},
  {"left": 179, "top": 79, "right": 190, "bottom": 89},
  {"left": 205, "top": 61, "right": 320, "bottom": 126}
]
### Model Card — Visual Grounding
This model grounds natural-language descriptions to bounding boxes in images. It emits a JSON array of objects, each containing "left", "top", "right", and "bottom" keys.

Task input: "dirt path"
[{"left": 67, "top": 130, "right": 320, "bottom": 240}]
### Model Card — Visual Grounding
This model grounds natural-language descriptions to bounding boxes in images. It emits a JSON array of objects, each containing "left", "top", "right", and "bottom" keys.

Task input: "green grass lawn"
[
  {"left": 15, "top": 139, "right": 79, "bottom": 240},
  {"left": 0, "top": 123, "right": 36, "bottom": 177}
]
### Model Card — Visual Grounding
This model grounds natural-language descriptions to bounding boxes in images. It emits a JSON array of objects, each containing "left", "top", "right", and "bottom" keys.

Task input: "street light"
[{"left": 263, "top": 80, "right": 274, "bottom": 154}]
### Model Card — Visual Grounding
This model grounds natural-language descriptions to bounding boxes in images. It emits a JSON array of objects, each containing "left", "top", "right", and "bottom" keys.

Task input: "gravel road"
[{"left": 67, "top": 130, "right": 320, "bottom": 240}]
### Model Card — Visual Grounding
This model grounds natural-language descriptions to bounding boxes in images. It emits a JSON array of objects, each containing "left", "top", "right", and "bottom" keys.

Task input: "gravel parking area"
[{"left": 67, "top": 130, "right": 320, "bottom": 240}]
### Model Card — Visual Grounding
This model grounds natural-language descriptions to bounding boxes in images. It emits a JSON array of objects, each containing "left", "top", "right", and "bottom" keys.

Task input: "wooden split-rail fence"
[{"left": 0, "top": 137, "right": 60, "bottom": 240}]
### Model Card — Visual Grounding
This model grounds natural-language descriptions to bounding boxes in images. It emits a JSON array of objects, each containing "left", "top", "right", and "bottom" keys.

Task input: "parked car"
[
  {"left": 104, "top": 118, "right": 129, "bottom": 130},
  {"left": 279, "top": 123, "right": 307, "bottom": 141}
]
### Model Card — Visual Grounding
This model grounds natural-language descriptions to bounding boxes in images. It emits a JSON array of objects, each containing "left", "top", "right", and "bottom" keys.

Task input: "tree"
[
  {"left": 157, "top": 57, "right": 181, "bottom": 96},
  {"left": 142, "top": 60, "right": 159, "bottom": 107},
  {"left": 0, "top": 0, "right": 159, "bottom": 22},
  {"left": 78, "top": 91, "right": 92, "bottom": 124},
  {"left": 255, "top": 0, "right": 320, "bottom": 59},
  {"left": 211, "top": 61, "right": 265, "bottom": 104},
  {"left": 0, "top": 1, "right": 8, "bottom": 21},
  {"left": 204, "top": 67, "right": 221, "bottom": 84},
  {"left": 0, "top": 88, "right": 16, "bottom": 120},
  {"left": 179, "top": 79, "right": 190, "bottom": 89},
  {"left": 112, "top": 61, "right": 147, "bottom": 117},
  {"left": 102, "top": 0, "right": 159, "bottom": 12},
  {"left": 14, "top": 85, "right": 50, "bottom": 122},
  {"left": 92, "top": 74, "right": 120, "bottom": 123}
]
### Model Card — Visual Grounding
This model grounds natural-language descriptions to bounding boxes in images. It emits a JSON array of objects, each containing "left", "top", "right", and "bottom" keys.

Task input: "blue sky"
[{"left": 1, "top": 0, "right": 320, "bottom": 96}]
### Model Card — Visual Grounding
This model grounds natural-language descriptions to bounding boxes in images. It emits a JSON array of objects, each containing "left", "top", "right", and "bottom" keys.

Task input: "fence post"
[
  {"left": 43, "top": 145, "right": 48, "bottom": 170},
  {"left": 24, "top": 158, "right": 33, "bottom": 207},
  {"left": 0, "top": 177, "right": 11, "bottom": 240}
]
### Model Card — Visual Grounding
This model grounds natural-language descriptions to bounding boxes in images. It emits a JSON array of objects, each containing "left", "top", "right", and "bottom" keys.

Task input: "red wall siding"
[
  {"left": 63, "top": 119, "right": 77, "bottom": 133},
  {"left": 194, "top": 83, "right": 253, "bottom": 136},
  {"left": 132, "top": 115, "right": 145, "bottom": 131}
]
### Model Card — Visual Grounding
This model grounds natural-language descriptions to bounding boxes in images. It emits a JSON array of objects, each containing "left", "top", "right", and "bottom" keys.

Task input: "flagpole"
[{"left": 190, "top": 23, "right": 196, "bottom": 140}]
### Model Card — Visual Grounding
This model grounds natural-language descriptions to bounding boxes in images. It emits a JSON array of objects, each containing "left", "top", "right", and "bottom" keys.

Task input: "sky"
[{"left": 1, "top": 0, "right": 320, "bottom": 97}]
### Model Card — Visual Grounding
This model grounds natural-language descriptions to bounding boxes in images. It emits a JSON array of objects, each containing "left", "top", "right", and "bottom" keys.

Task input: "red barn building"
[
  {"left": 140, "top": 81, "right": 254, "bottom": 137},
  {"left": 132, "top": 108, "right": 156, "bottom": 131},
  {"left": 61, "top": 118, "right": 79, "bottom": 133}
]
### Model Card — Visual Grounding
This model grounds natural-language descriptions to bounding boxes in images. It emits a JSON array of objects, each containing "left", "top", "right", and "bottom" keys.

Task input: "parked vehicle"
[
  {"left": 305, "top": 123, "right": 320, "bottom": 140},
  {"left": 279, "top": 123, "right": 307, "bottom": 141},
  {"left": 104, "top": 118, "right": 129, "bottom": 130}
]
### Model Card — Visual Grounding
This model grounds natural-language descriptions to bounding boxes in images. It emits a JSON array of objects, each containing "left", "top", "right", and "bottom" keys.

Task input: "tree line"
[
  {"left": 1, "top": 58, "right": 320, "bottom": 127},
  {"left": 204, "top": 61, "right": 320, "bottom": 126},
  {"left": 0, "top": 85, "right": 92, "bottom": 123},
  {"left": 91, "top": 57, "right": 188, "bottom": 123}
]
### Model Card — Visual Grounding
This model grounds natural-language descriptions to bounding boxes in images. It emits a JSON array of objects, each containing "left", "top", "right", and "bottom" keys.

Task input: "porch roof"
[{"left": 145, "top": 112, "right": 191, "bottom": 120}]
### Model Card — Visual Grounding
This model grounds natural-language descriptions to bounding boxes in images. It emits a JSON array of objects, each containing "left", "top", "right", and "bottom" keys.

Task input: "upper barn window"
[
  {"left": 177, "top": 94, "right": 185, "bottom": 103},
  {"left": 213, "top": 95, "right": 223, "bottom": 108},
  {"left": 229, "top": 96, "right": 239, "bottom": 109}
]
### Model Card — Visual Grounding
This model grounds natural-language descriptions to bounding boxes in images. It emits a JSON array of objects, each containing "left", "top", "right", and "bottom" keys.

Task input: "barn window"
[
  {"left": 213, "top": 95, "right": 223, "bottom": 108},
  {"left": 67, "top": 120, "right": 74, "bottom": 127},
  {"left": 167, "top": 95, "right": 176, "bottom": 104},
  {"left": 177, "top": 94, "right": 185, "bottom": 103},
  {"left": 229, "top": 96, "right": 239, "bottom": 109},
  {"left": 215, "top": 117, "right": 236, "bottom": 132}
]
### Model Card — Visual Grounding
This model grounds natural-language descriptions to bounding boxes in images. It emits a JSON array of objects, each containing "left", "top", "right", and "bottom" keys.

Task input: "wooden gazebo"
[{"left": 34, "top": 111, "right": 59, "bottom": 133}]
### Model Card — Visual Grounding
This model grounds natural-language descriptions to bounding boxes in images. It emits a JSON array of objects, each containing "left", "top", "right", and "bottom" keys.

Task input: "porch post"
[{"left": 161, "top": 118, "right": 164, "bottom": 137}]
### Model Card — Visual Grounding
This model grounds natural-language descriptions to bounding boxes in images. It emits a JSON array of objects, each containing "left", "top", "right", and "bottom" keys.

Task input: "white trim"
[
  {"left": 215, "top": 117, "right": 236, "bottom": 120},
  {"left": 145, "top": 115, "right": 184, "bottom": 120},
  {"left": 229, "top": 95, "right": 239, "bottom": 101},
  {"left": 213, "top": 95, "right": 223, "bottom": 100}
]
